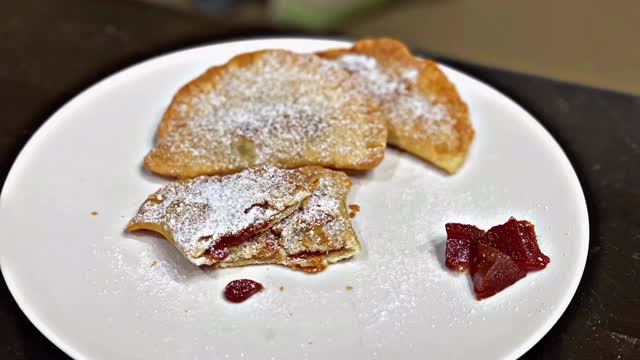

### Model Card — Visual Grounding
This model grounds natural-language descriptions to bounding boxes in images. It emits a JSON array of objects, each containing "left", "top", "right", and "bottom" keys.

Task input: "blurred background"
[{"left": 136, "top": 0, "right": 639, "bottom": 95}]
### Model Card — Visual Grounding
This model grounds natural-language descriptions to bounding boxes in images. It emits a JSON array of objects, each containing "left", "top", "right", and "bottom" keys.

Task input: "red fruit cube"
[
  {"left": 470, "top": 243, "right": 527, "bottom": 300},
  {"left": 445, "top": 223, "right": 485, "bottom": 272},
  {"left": 479, "top": 218, "right": 550, "bottom": 271}
]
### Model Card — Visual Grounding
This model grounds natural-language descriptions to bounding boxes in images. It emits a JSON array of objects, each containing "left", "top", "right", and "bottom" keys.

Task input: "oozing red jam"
[
  {"left": 206, "top": 246, "right": 229, "bottom": 261},
  {"left": 204, "top": 221, "right": 273, "bottom": 261},
  {"left": 223, "top": 279, "right": 263, "bottom": 303},
  {"left": 445, "top": 217, "right": 549, "bottom": 300}
]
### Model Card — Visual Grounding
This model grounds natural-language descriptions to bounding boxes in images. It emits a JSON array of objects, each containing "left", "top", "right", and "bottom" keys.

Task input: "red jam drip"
[{"left": 223, "top": 279, "right": 263, "bottom": 303}]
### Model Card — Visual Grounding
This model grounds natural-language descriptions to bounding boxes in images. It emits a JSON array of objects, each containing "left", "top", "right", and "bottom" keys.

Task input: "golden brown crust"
[
  {"left": 127, "top": 166, "right": 359, "bottom": 272},
  {"left": 319, "top": 38, "right": 474, "bottom": 173},
  {"left": 144, "top": 50, "right": 386, "bottom": 178},
  {"left": 126, "top": 166, "right": 318, "bottom": 262},
  {"left": 217, "top": 167, "right": 359, "bottom": 272}
]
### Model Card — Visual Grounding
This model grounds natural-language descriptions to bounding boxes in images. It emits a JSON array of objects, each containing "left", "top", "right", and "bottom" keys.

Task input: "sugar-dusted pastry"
[
  {"left": 127, "top": 166, "right": 360, "bottom": 272},
  {"left": 144, "top": 50, "right": 386, "bottom": 178},
  {"left": 127, "top": 166, "right": 317, "bottom": 265},
  {"left": 213, "top": 167, "right": 360, "bottom": 273},
  {"left": 318, "top": 38, "right": 474, "bottom": 173}
]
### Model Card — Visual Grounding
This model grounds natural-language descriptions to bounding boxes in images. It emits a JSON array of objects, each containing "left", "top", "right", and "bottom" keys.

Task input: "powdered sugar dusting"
[
  {"left": 214, "top": 169, "right": 358, "bottom": 267},
  {"left": 401, "top": 68, "right": 418, "bottom": 81},
  {"left": 394, "top": 95, "right": 454, "bottom": 140},
  {"left": 277, "top": 170, "right": 354, "bottom": 255},
  {"left": 337, "top": 54, "right": 402, "bottom": 96},
  {"left": 149, "top": 51, "right": 386, "bottom": 174},
  {"left": 128, "top": 166, "right": 314, "bottom": 262},
  {"left": 335, "top": 54, "right": 455, "bottom": 142}
]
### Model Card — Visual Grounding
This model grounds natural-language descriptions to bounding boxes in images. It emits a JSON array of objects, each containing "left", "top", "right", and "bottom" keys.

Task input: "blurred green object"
[{"left": 272, "top": 0, "right": 387, "bottom": 30}]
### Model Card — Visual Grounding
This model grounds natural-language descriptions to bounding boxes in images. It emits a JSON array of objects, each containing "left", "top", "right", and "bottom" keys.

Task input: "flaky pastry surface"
[
  {"left": 128, "top": 166, "right": 359, "bottom": 272},
  {"left": 144, "top": 50, "right": 387, "bottom": 178},
  {"left": 319, "top": 38, "right": 474, "bottom": 173}
]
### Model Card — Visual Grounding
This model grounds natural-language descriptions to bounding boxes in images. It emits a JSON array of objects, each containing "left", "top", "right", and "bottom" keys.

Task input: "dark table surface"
[{"left": 1, "top": 0, "right": 639, "bottom": 359}]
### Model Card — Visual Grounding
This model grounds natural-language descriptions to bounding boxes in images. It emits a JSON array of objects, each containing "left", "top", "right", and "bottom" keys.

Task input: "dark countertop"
[{"left": 1, "top": 0, "right": 638, "bottom": 359}]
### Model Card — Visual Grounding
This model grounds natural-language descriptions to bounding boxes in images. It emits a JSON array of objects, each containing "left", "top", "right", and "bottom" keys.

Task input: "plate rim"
[{"left": 0, "top": 37, "right": 589, "bottom": 360}]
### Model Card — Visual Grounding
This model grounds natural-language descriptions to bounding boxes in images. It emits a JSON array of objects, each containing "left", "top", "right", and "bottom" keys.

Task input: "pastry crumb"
[
  {"left": 348, "top": 204, "right": 360, "bottom": 218},
  {"left": 345, "top": 285, "right": 353, "bottom": 291},
  {"left": 150, "top": 261, "right": 157, "bottom": 268},
  {"left": 90, "top": 211, "right": 98, "bottom": 216}
]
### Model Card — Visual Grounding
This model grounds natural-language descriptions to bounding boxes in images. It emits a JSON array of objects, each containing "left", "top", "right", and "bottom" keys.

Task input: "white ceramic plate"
[{"left": 0, "top": 39, "right": 588, "bottom": 359}]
